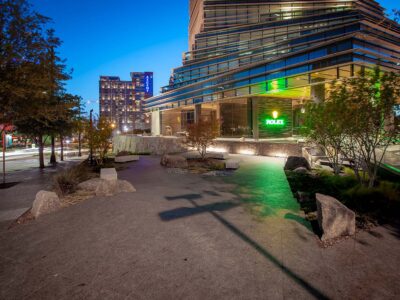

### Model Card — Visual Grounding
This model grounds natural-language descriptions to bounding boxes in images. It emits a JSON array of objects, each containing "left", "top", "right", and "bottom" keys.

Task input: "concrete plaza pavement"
[{"left": 0, "top": 156, "right": 399, "bottom": 299}]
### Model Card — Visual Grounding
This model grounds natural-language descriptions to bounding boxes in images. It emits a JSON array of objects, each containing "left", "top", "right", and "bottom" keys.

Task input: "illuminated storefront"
[{"left": 145, "top": 0, "right": 400, "bottom": 138}]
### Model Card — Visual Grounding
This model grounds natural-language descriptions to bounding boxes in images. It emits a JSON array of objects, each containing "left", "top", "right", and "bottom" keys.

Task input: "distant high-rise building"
[{"left": 99, "top": 72, "right": 153, "bottom": 132}]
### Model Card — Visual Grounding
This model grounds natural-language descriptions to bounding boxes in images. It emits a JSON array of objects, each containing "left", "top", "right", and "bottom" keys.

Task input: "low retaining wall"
[
  {"left": 113, "top": 135, "right": 303, "bottom": 157},
  {"left": 113, "top": 135, "right": 186, "bottom": 155},
  {"left": 212, "top": 140, "right": 304, "bottom": 157}
]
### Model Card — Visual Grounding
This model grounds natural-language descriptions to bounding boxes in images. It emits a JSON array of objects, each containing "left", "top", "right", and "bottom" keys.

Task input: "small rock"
[
  {"left": 296, "top": 191, "right": 311, "bottom": 203},
  {"left": 166, "top": 168, "right": 189, "bottom": 174},
  {"left": 31, "top": 191, "right": 61, "bottom": 218}
]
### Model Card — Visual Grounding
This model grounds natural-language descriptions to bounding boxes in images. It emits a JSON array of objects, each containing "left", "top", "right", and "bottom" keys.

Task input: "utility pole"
[{"left": 89, "top": 109, "right": 94, "bottom": 165}]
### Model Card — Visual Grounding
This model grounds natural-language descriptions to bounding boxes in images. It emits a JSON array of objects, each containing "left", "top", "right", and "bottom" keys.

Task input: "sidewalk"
[{"left": 0, "top": 156, "right": 87, "bottom": 230}]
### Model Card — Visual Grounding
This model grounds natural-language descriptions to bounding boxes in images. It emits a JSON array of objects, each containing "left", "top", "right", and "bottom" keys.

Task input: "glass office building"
[
  {"left": 145, "top": 0, "right": 400, "bottom": 138},
  {"left": 100, "top": 72, "right": 153, "bottom": 132}
]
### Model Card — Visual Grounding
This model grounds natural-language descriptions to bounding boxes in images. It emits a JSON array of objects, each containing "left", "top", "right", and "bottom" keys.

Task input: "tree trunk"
[
  {"left": 60, "top": 135, "right": 64, "bottom": 161},
  {"left": 50, "top": 135, "right": 57, "bottom": 164},
  {"left": 78, "top": 130, "right": 82, "bottom": 157},
  {"left": 38, "top": 135, "right": 45, "bottom": 169}
]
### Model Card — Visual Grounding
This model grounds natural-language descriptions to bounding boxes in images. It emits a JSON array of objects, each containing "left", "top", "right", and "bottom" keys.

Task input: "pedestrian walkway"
[
  {"left": 0, "top": 156, "right": 399, "bottom": 299},
  {"left": 0, "top": 157, "right": 87, "bottom": 230}
]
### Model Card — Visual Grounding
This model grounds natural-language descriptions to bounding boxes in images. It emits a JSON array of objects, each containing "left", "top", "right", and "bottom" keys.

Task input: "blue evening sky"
[{"left": 31, "top": 0, "right": 397, "bottom": 114}]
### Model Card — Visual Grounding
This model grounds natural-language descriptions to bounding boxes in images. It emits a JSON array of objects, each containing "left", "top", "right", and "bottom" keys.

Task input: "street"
[{"left": 1, "top": 147, "right": 87, "bottom": 173}]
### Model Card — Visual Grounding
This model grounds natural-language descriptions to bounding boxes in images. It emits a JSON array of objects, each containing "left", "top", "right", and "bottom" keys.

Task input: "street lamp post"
[
  {"left": 89, "top": 109, "right": 94, "bottom": 165},
  {"left": 78, "top": 105, "right": 82, "bottom": 157},
  {"left": 2, "top": 130, "right": 5, "bottom": 184}
]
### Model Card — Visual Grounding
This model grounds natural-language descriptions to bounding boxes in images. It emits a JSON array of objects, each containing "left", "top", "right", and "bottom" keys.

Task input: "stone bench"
[
  {"left": 316, "top": 193, "right": 355, "bottom": 241},
  {"left": 183, "top": 151, "right": 229, "bottom": 160},
  {"left": 100, "top": 168, "right": 118, "bottom": 181},
  {"left": 206, "top": 151, "right": 229, "bottom": 160},
  {"left": 115, "top": 155, "right": 139, "bottom": 163},
  {"left": 225, "top": 159, "right": 240, "bottom": 170}
]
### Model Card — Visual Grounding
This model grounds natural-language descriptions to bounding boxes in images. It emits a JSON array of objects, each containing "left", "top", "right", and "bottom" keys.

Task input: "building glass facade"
[
  {"left": 100, "top": 72, "right": 153, "bottom": 132},
  {"left": 145, "top": 0, "right": 400, "bottom": 138}
]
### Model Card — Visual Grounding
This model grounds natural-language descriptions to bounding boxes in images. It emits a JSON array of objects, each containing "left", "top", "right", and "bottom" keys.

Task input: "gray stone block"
[
  {"left": 100, "top": 168, "right": 118, "bottom": 181},
  {"left": 316, "top": 193, "right": 356, "bottom": 241}
]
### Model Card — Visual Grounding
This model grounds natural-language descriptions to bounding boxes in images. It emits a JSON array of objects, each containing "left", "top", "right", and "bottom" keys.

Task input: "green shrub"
[
  {"left": 320, "top": 174, "right": 358, "bottom": 199},
  {"left": 53, "top": 163, "right": 93, "bottom": 196},
  {"left": 286, "top": 169, "right": 400, "bottom": 222},
  {"left": 342, "top": 181, "right": 400, "bottom": 219}
]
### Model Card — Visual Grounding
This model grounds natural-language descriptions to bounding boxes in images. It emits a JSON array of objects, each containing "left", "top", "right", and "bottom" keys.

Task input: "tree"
[
  {"left": 185, "top": 119, "right": 219, "bottom": 160},
  {"left": 305, "top": 67, "right": 400, "bottom": 187},
  {"left": 72, "top": 98, "right": 86, "bottom": 157},
  {"left": 43, "top": 29, "right": 71, "bottom": 164},
  {"left": 0, "top": 0, "right": 49, "bottom": 132},
  {"left": 341, "top": 68, "right": 399, "bottom": 187},
  {"left": 1, "top": 1, "right": 73, "bottom": 168},
  {"left": 85, "top": 117, "right": 113, "bottom": 165},
  {"left": 52, "top": 93, "right": 81, "bottom": 161},
  {"left": 304, "top": 85, "right": 349, "bottom": 175}
]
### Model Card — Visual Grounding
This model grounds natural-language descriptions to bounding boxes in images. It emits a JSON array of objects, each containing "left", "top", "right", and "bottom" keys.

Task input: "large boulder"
[
  {"left": 78, "top": 178, "right": 136, "bottom": 197},
  {"left": 95, "top": 180, "right": 118, "bottom": 197},
  {"left": 118, "top": 180, "right": 137, "bottom": 193},
  {"left": 160, "top": 154, "right": 188, "bottom": 169},
  {"left": 316, "top": 193, "right": 356, "bottom": 241},
  {"left": 31, "top": 191, "right": 62, "bottom": 218},
  {"left": 293, "top": 167, "right": 309, "bottom": 174},
  {"left": 284, "top": 156, "right": 310, "bottom": 171},
  {"left": 77, "top": 178, "right": 103, "bottom": 192}
]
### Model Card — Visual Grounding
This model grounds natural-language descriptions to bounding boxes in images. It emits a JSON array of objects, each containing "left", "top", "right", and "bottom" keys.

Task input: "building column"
[
  {"left": 252, "top": 98, "right": 259, "bottom": 140},
  {"left": 151, "top": 109, "right": 161, "bottom": 136},
  {"left": 194, "top": 104, "right": 202, "bottom": 123}
]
